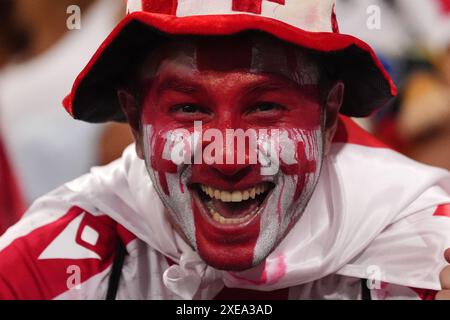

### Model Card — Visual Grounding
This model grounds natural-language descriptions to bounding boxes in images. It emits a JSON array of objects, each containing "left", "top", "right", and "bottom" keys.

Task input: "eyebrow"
[
  {"left": 244, "top": 80, "right": 290, "bottom": 96},
  {"left": 154, "top": 76, "right": 307, "bottom": 97},
  {"left": 157, "top": 78, "right": 201, "bottom": 95}
]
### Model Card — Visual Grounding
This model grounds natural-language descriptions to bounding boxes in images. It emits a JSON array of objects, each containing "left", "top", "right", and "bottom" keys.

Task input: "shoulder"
[
  {"left": 330, "top": 115, "right": 450, "bottom": 190},
  {"left": 0, "top": 205, "right": 136, "bottom": 300}
]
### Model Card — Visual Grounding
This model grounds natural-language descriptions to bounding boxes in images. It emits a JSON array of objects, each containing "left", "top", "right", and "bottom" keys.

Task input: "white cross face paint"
[
  {"left": 142, "top": 125, "right": 197, "bottom": 249},
  {"left": 142, "top": 123, "right": 324, "bottom": 271},
  {"left": 252, "top": 128, "right": 323, "bottom": 267}
]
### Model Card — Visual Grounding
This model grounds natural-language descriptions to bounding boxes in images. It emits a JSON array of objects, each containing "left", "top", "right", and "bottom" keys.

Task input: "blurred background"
[
  {"left": 0, "top": 0, "right": 133, "bottom": 234},
  {"left": 0, "top": 0, "right": 449, "bottom": 234},
  {"left": 337, "top": 0, "right": 450, "bottom": 171}
]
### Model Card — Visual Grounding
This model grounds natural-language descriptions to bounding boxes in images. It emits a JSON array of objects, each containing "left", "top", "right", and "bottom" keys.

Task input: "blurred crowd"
[
  {"left": 0, "top": 0, "right": 449, "bottom": 234},
  {"left": 0, "top": 0, "right": 133, "bottom": 233},
  {"left": 337, "top": 0, "right": 450, "bottom": 170}
]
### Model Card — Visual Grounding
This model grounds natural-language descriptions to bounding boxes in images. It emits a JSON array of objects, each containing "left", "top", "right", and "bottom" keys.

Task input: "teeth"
[
  {"left": 231, "top": 191, "right": 242, "bottom": 202},
  {"left": 201, "top": 183, "right": 271, "bottom": 225},
  {"left": 200, "top": 183, "right": 270, "bottom": 203},
  {"left": 220, "top": 191, "right": 232, "bottom": 202},
  {"left": 210, "top": 208, "right": 256, "bottom": 225}
]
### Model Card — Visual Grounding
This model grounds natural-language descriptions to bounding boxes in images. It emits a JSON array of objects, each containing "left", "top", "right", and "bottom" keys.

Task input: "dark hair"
[{"left": 313, "top": 51, "right": 340, "bottom": 101}]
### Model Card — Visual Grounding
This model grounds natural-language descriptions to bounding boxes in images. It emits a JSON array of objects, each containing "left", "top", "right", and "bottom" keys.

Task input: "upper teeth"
[{"left": 200, "top": 184, "right": 269, "bottom": 202}]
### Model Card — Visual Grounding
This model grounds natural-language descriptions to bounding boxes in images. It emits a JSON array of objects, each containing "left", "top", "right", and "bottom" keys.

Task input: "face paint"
[{"left": 140, "top": 34, "right": 324, "bottom": 271}]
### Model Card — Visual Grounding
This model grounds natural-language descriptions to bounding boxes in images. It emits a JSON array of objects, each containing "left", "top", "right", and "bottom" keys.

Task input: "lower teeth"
[{"left": 206, "top": 202, "right": 256, "bottom": 225}]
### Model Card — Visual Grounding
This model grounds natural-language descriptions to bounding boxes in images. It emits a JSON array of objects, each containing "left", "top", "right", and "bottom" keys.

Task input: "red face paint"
[{"left": 140, "top": 34, "right": 324, "bottom": 271}]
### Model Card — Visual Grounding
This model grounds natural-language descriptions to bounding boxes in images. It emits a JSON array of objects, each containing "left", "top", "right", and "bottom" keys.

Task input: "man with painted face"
[
  {"left": 1, "top": 0, "right": 450, "bottom": 300},
  {"left": 125, "top": 34, "right": 329, "bottom": 271}
]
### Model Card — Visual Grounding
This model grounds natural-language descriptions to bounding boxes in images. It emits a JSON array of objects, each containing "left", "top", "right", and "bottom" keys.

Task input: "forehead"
[{"left": 139, "top": 33, "right": 320, "bottom": 85}]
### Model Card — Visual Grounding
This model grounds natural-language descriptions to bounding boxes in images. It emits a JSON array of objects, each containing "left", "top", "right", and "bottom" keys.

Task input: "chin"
[
  {"left": 143, "top": 124, "right": 324, "bottom": 271},
  {"left": 190, "top": 181, "right": 272, "bottom": 271},
  {"left": 189, "top": 174, "right": 314, "bottom": 271}
]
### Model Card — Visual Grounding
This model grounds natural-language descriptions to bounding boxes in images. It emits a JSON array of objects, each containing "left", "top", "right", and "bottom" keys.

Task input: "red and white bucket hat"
[{"left": 63, "top": 0, "right": 397, "bottom": 122}]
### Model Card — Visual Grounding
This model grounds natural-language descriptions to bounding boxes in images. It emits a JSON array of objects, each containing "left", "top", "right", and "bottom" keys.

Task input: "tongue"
[{"left": 210, "top": 197, "right": 260, "bottom": 219}]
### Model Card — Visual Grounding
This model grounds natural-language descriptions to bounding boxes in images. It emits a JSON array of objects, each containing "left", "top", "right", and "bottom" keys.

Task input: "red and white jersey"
[{"left": 1, "top": 117, "right": 449, "bottom": 300}]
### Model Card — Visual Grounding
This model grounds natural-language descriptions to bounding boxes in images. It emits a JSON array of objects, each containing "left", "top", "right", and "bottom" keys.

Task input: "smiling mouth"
[{"left": 192, "top": 183, "right": 274, "bottom": 226}]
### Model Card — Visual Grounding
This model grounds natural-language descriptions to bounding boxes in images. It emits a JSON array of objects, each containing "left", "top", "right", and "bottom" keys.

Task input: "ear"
[
  {"left": 323, "top": 81, "right": 344, "bottom": 154},
  {"left": 117, "top": 89, "right": 145, "bottom": 159}
]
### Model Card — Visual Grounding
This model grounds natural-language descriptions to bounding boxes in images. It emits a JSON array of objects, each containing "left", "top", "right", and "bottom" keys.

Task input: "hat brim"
[{"left": 63, "top": 12, "right": 397, "bottom": 123}]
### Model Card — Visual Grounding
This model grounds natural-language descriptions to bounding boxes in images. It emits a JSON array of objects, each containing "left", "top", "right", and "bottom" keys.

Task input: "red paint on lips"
[{"left": 192, "top": 197, "right": 261, "bottom": 270}]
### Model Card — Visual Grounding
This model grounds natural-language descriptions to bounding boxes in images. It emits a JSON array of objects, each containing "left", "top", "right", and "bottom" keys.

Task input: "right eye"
[{"left": 169, "top": 103, "right": 212, "bottom": 122}]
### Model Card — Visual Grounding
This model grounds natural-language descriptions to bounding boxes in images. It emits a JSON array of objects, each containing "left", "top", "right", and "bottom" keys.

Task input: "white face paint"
[{"left": 138, "top": 34, "right": 325, "bottom": 271}]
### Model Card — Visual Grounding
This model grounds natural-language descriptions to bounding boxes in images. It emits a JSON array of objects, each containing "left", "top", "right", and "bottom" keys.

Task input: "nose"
[
  {"left": 210, "top": 162, "right": 251, "bottom": 178},
  {"left": 201, "top": 133, "right": 253, "bottom": 179}
]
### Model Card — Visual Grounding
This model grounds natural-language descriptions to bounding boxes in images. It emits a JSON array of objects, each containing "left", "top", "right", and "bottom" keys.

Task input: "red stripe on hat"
[
  {"left": 142, "top": 0, "right": 178, "bottom": 15},
  {"left": 232, "top": 0, "right": 285, "bottom": 14},
  {"left": 233, "top": 0, "right": 263, "bottom": 14},
  {"left": 433, "top": 204, "right": 450, "bottom": 218}
]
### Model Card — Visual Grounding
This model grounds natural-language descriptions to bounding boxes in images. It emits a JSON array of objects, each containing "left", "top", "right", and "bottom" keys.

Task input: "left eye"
[
  {"left": 248, "top": 102, "right": 284, "bottom": 114},
  {"left": 171, "top": 104, "right": 205, "bottom": 114}
]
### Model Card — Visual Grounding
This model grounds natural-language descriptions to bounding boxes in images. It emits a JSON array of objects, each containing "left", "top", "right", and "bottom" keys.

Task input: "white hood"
[{"left": 55, "top": 140, "right": 450, "bottom": 299}]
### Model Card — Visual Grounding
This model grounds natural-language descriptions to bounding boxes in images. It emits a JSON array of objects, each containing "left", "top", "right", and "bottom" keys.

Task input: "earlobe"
[
  {"left": 117, "top": 89, "right": 145, "bottom": 159},
  {"left": 324, "top": 81, "right": 344, "bottom": 154}
]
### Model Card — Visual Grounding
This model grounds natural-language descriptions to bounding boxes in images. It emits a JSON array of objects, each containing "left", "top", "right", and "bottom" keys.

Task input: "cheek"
[
  {"left": 290, "top": 103, "right": 323, "bottom": 129},
  {"left": 279, "top": 129, "right": 323, "bottom": 202},
  {"left": 143, "top": 126, "right": 179, "bottom": 196},
  {"left": 142, "top": 125, "right": 197, "bottom": 244}
]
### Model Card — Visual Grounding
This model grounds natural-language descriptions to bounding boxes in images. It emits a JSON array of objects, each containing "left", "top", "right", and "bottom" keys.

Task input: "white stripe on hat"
[
  {"left": 126, "top": 0, "right": 335, "bottom": 33},
  {"left": 127, "top": 0, "right": 143, "bottom": 14},
  {"left": 176, "top": 0, "right": 334, "bottom": 32}
]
